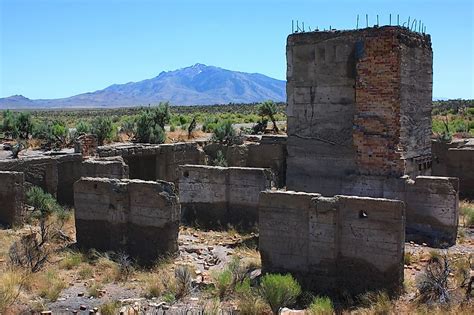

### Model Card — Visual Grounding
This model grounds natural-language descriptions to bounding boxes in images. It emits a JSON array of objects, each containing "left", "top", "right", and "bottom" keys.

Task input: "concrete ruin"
[
  {"left": 74, "top": 134, "right": 98, "bottom": 157},
  {"left": 259, "top": 191, "right": 405, "bottom": 295},
  {"left": 0, "top": 154, "right": 83, "bottom": 205},
  {"left": 204, "top": 135, "right": 287, "bottom": 187},
  {"left": 74, "top": 177, "right": 180, "bottom": 264},
  {"left": 98, "top": 142, "right": 207, "bottom": 183},
  {"left": 0, "top": 171, "right": 25, "bottom": 227},
  {"left": 81, "top": 156, "right": 129, "bottom": 179},
  {"left": 432, "top": 139, "right": 474, "bottom": 198},
  {"left": 179, "top": 165, "right": 273, "bottom": 228},
  {"left": 281, "top": 26, "right": 458, "bottom": 246},
  {"left": 286, "top": 26, "right": 433, "bottom": 194}
]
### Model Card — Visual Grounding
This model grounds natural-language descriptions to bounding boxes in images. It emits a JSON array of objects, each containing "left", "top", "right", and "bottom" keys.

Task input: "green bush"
[
  {"left": 1, "top": 110, "right": 33, "bottom": 139},
  {"left": 91, "top": 117, "right": 113, "bottom": 145},
  {"left": 307, "top": 296, "right": 333, "bottom": 315},
  {"left": 211, "top": 150, "right": 228, "bottom": 167},
  {"left": 213, "top": 269, "right": 233, "bottom": 300},
  {"left": 259, "top": 273, "right": 302, "bottom": 315},
  {"left": 211, "top": 120, "right": 236, "bottom": 144},
  {"left": 75, "top": 121, "right": 91, "bottom": 135},
  {"left": 135, "top": 103, "right": 170, "bottom": 144}
]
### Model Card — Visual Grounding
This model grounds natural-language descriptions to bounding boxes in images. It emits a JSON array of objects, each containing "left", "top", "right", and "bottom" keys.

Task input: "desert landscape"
[{"left": 1, "top": 1, "right": 474, "bottom": 315}]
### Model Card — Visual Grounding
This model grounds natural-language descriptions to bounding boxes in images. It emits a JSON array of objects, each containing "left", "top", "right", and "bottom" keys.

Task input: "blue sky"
[{"left": 1, "top": 0, "right": 473, "bottom": 100}]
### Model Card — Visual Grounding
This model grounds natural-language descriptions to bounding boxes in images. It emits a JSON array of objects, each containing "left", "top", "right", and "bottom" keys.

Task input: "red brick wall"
[{"left": 354, "top": 29, "right": 404, "bottom": 176}]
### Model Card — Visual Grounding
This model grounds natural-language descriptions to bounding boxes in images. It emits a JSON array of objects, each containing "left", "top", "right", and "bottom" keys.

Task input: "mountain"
[{"left": 0, "top": 64, "right": 286, "bottom": 109}]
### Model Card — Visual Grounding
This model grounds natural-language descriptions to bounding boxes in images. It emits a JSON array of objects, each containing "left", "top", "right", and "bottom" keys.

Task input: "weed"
[
  {"left": 307, "top": 296, "right": 334, "bottom": 315},
  {"left": 405, "top": 252, "right": 414, "bottom": 265},
  {"left": 99, "top": 301, "right": 121, "bottom": 315},
  {"left": 0, "top": 269, "right": 25, "bottom": 312},
  {"left": 36, "top": 270, "right": 66, "bottom": 302},
  {"left": 78, "top": 264, "right": 94, "bottom": 280},
  {"left": 87, "top": 281, "right": 103, "bottom": 298},
  {"left": 213, "top": 269, "right": 233, "bottom": 300},
  {"left": 359, "top": 291, "right": 393, "bottom": 314},
  {"left": 259, "top": 273, "right": 302, "bottom": 315},
  {"left": 174, "top": 265, "right": 193, "bottom": 299},
  {"left": 236, "top": 278, "right": 268, "bottom": 315},
  {"left": 460, "top": 201, "right": 474, "bottom": 227},
  {"left": 59, "top": 250, "right": 84, "bottom": 270}
]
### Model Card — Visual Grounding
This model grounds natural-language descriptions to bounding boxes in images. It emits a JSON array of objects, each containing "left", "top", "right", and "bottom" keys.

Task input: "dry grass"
[
  {"left": 460, "top": 200, "right": 474, "bottom": 227},
  {"left": 0, "top": 268, "right": 26, "bottom": 312},
  {"left": 234, "top": 245, "right": 261, "bottom": 269},
  {"left": 59, "top": 250, "right": 84, "bottom": 270},
  {"left": 31, "top": 269, "right": 66, "bottom": 302}
]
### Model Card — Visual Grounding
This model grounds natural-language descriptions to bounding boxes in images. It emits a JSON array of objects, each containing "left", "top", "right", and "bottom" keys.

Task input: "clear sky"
[{"left": 1, "top": 0, "right": 473, "bottom": 100}]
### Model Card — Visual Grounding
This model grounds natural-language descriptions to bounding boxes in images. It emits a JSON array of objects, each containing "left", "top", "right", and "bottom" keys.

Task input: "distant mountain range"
[{"left": 0, "top": 64, "right": 286, "bottom": 109}]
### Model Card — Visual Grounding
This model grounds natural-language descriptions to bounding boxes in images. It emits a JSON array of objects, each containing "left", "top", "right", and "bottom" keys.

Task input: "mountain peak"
[{"left": 0, "top": 65, "right": 286, "bottom": 108}]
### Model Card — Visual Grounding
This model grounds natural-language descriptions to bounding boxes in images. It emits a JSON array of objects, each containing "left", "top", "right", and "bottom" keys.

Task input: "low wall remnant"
[
  {"left": 179, "top": 165, "right": 273, "bottom": 228},
  {"left": 259, "top": 191, "right": 405, "bottom": 295},
  {"left": 74, "top": 177, "right": 180, "bottom": 264},
  {"left": 0, "top": 171, "right": 25, "bottom": 227}
]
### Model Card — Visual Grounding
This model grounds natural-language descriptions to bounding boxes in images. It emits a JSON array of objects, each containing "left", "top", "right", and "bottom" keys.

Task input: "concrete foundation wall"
[
  {"left": 0, "top": 154, "right": 83, "bottom": 206},
  {"left": 432, "top": 140, "right": 474, "bottom": 198},
  {"left": 335, "top": 175, "right": 459, "bottom": 246},
  {"left": 0, "top": 171, "right": 25, "bottom": 227},
  {"left": 259, "top": 191, "right": 405, "bottom": 295},
  {"left": 74, "top": 177, "right": 180, "bottom": 264},
  {"left": 97, "top": 142, "right": 206, "bottom": 184},
  {"left": 179, "top": 165, "right": 273, "bottom": 228},
  {"left": 204, "top": 135, "right": 287, "bottom": 188},
  {"left": 81, "top": 157, "right": 129, "bottom": 179}
]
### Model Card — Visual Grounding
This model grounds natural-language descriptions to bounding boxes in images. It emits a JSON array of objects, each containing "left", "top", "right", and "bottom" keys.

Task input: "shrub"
[
  {"left": 213, "top": 269, "right": 233, "bottom": 300},
  {"left": 211, "top": 150, "right": 228, "bottom": 167},
  {"left": 9, "top": 187, "right": 69, "bottom": 272},
  {"left": 91, "top": 116, "right": 113, "bottom": 145},
  {"left": 1, "top": 110, "right": 19, "bottom": 139},
  {"left": 307, "top": 296, "right": 334, "bottom": 315},
  {"left": 212, "top": 120, "right": 237, "bottom": 144},
  {"left": 259, "top": 273, "right": 302, "bottom": 315},
  {"left": 135, "top": 104, "right": 170, "bottom": 144},
  {"left": 120, "top": 116, "right": 136, "bottom": 138},
  {"left": 75, "top": 121, "right": 91, "bottom": 135},
  {"left": 16, "top": 112, "right": 33, "bottom": 139},
  {"left": 236, "top": 278, "right": 268, "bottom": 315},
  {"left": 416, "top": 254, "right": 451, "bottom": 304},
  {"left": 174, "top": 265, "right": 193, "bottom": 299}
]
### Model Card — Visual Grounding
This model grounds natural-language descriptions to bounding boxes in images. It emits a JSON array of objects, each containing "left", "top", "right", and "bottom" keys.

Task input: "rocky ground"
[{"left": 1, "top": 210, "right": 473, "bottom": 314}]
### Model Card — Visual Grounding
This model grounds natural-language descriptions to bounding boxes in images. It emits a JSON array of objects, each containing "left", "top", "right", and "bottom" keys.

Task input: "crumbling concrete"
[
  {"left": 0, "top": 171, "right": 25, "bottom": 227},
  {"left": 331, "top": 175, "right": 459, "bottom": 246},
  {"left": 286, "top": 27, "right": 433, "bottom": 194},
  {"left": 259, "top": 191, "right": 405, "bottom": 295},
  {"left": 432, "top": 139, "right": 474, "bottom": 198},
  {"left": 0, "top": 154, "right": 83, "bottom": 206},
  {"left": 74, "top": 177, "right": 180, "bottom": 264},
  {"left": 179, "top": 165, "right": 273, "bottom": 228},
  {"left": 97, "top": 142, "right": 206, "bottom": 183},
  {"left": 81, "top": 157, "right": 129, "bottom": 179},
  {"left": 204, "top": 135, "right": 287, "bottom": 187},
  {"left": 74, "top": 134, "right": 98, "bottom": 157}
]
